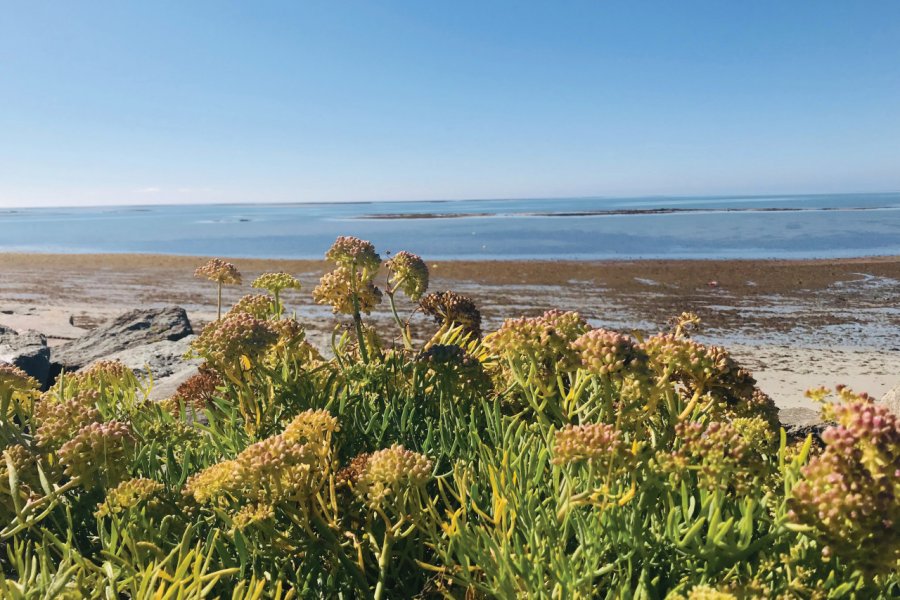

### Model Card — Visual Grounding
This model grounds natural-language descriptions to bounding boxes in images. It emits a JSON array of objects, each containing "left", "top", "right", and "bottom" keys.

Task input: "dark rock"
[
  {"left": 51, "top": 306, "right": 193, "bottom": 376},
  {"left": 778, "top": 407, "right": 830, "bottom": 443},
  {"left": 0, "top": 327, "right": 51, "bottom": 388}
]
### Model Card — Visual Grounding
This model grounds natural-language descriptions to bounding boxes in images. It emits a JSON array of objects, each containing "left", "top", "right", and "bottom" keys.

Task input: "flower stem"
[
  {"left": 216, "top": 281, "right": 223, "bottom": 320},
  {"left": 386, "top": 290, "right": 413, "bottom": 350},
  {"left": 373, "top": 532, "right": 393, "bottom": 600}
]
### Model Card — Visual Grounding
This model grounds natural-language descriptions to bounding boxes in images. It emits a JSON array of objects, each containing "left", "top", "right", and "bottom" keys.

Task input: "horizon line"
[{"left": 1, "top": 190, "right": 899, "bottom": 211}]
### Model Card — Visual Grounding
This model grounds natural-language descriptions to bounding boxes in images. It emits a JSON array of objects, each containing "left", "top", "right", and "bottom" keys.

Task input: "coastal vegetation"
[{"left": 0, "top": 237, "right": 897, "bottom": 598}]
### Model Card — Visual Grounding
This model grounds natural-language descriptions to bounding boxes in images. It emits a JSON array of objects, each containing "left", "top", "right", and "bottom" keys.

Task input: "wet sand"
[{"left": 0, "top": 253, "right": 897, "bottom": 408}]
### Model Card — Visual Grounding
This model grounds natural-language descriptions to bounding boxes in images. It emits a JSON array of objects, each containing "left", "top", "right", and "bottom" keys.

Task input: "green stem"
[
  {"left": 216, "top": 282, "right": 223, "bottom": 320},
  {"left": 386, "top": 290, "right": 413, "bottom": 350},
  {"left": 349, "top": 265, "right": 370, "bottom": 363},
  {"left": 308, "top": 509, "right": 370, "bottom": 594},
  {"left": 373, "top": 532, "right": 393, "bottom": 600}
]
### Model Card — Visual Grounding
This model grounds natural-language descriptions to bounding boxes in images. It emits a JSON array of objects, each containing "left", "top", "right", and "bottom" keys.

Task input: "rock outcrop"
[
  {"left": 0, "top": 327, "right": 51, "bottom": 387},
  {"left": 778, "top": 407, "right": 829, "bottom": 443},
  {"left": 51, "top": 306, "right": 193, "bottom": 375},
  {"left": 97, "top": 336, "right": 199, "bottom": 381},
  {"left": 881, "top": 383, "right": 900, "bottom": 418}
]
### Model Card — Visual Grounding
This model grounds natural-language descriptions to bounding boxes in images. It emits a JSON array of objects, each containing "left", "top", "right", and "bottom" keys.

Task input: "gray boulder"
[
  {"left": 778, "top": 407, "right": 829, "bottom": 442},
  {"left": 880, "top": 384, "right": 900, "bottom": 418},
  {"left": 147, "top": 364, "right": 201, "bottom": 402},
  {"left": 0, "top": 328, "right": 51, "bottom": 388},
  {"left": 52, "top": 306, "right": 193, "bottom": 374},
  {"left": 97, "top": 335, "right": 200, "bottom": 381}
]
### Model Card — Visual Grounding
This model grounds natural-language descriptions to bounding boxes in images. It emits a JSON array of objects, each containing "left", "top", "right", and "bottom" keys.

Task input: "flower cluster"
[
  {"left": 1, "top": 443, "right": 38, "bottom": 488},
  {"left": 669, "top": 586, "right": 737, "bottom": 600},
  {"left": 572, "top": 328, "right": 647, "bottom": 377},
  {"left": 229, "top": 294, "right": 275, "bottom": 319},
  {"left": 419, "top": 291, "right": 481, "bottom": 337},
  {"left": 282, "top": 408, "right": 339, "bottom": 443},
  {"left": 34, "top": 391, "right": 102, "bottom": 451},
  {"left": 355, "top": 444, "right": 433, "bottom": 509},
  {"left": 416, "top": 344, "right": 487, "bottom": 391},
  {"left": 183, "top": 460, "right": 239, "bottom": 505},
  {"left": 664, "top": 419, "right": 772, "bottom": 494},
  {"left": 77, "top": 359, "right": 138, "bottom": 390},
  {"left": 57, "top": 420, "right": 136, "bottom": 488},
  {"left": 191, "top": 312, "right": 279, "bottom": 368},
  {"left": 788, "top": 396, "right": 899, "bottom": 573},
  {"left": 486, "top": 310, "right": 589, "bottom": 372},
  {"left": 552, "top": 423, "right": 627, "bottom": 470},
  {"left": 251, "top": 272, "right": 301, "bottom": 296},
  {"left": 0, "top": 364, "right": 39, "bottom": 395},
  {"left": 325, "top": 236, "right": 381, "bottom": 273},
  {"left": 185, "top": 410, "right": 337, "bottom": 506},
  {"left": 0, "top": 364, "right": 39, "bottom": 418},
  {"left": 270, "top": 317, "right": 307, "bottom": 350},
  {"left": 96, "top": 477, "right": 164, "bottom": 518},
  {"left": 231, "top": 502, "right": 275, "bottom": 531},
  {"left": 313, "top": 266, "right": 383, "bottom": 315},
  {"left": 167, "top": 366, "right": 222, "bottom": 413},
  {"left": 194, "top": 259, "right": 242, "bottom": 284},
  {"left": 643, "top": 334, "right": 756, "bottom": 406},
  {"left": 386, "top": 251, "right": 429, "bottom": 301}
]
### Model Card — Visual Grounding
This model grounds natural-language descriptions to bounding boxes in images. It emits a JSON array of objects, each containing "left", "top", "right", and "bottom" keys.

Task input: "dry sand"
[{"left": 1, "top": 253, "right": 897, "bottom": 409}]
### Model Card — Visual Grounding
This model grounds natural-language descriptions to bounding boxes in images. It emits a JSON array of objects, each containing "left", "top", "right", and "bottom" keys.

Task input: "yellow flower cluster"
[
  {"left": 0, "top": 443, "right": 37, "bottom": 486},
  {"left": 194, "top": 258, "right": 242, "bottom": 285},
  {"left": 57, "top": 420, "right": 136, "bottom": 488},
  {"left": 191, "top": 312, "right": 279, "bottom": 368},
  {"left": 229, "top": 294, "right": 275, "bottom": 319},
  {"left": 552, "top": 423, "right": 626, "bottom": 467},
  {"left": 572, "top": 328, "right": 646, "bottom": 377},
  {"left": 355, "top": 444, "right": 433, "bottom": 508},
  {"left": 325, "top": 236, "right": 381, "bottom": 273},
  {"left": 669, "top": 586, "right": 737, "bottom": 600},
  {"left": 313, "top": 266, "right": 383, "bottom": 315},
  {"left": 96, "top": 477, "right": 164, "bottom": 518},
  {"left": 231, "top": 502, "right": 275, "bottom": 531},
  {"left": 251, "top": 272, "right": 302, "bottom": 295},
  {"left": 184, "top": 410, "right": 338, "bottom": 506},
  {"left": 386, "top": 251, "right": 429, "bottom": 301},
  {"left": 33, "top": 391, "right": 101, "bottom": 451},
  {"left": 76, "top": 359, "right": 138, "bottom": 390},
  {"left": 486, "top": 310, "right": 589, "bottom": 372},
  {"left": 0, "top": 364, "right": 39, "bottom": 394},
  {"left": 665, "top": 418, "right": 772, "bottom": 495}
]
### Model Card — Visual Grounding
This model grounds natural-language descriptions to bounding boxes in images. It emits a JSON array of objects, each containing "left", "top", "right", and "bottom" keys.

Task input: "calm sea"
[{"left": 1, "top": 193, "right": 898, "bottom": 260}]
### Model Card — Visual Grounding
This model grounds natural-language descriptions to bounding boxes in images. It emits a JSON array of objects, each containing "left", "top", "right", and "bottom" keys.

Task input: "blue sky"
[{"left": 1, "top": 1, "right": 899, "bottom": 207}]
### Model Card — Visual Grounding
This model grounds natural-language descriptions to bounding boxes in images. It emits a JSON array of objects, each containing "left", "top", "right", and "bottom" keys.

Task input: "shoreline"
[{"left": 0, "top": 252, "right": 897, "bottom": 409}]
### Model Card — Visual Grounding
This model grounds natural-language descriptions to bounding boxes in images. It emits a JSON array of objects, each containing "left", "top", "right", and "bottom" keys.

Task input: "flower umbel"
[
  {"left": 419, "top": 291, "right": 482, "bottom": 338},
  {"left": 385, "top": 251, "right": 429, "bottom": 302},
  {"left": 355, "top": 444, "right": 433, "bottom": 509},
  {"left": 194, "top": 259, "right": 242, "bottom": 285},
  {"left": 57, "top": 420, "right": 136, "bottom": 488}
]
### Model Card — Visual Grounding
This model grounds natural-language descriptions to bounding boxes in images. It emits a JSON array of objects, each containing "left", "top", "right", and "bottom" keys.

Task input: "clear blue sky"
[{"left": 1, "top": 1, "right": 899, "bottom": 207}]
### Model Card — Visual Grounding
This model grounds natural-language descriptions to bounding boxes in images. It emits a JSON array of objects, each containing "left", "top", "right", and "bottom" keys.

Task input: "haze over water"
[{"left": 1, "top": 193, "right": 898, "bottom": 261}]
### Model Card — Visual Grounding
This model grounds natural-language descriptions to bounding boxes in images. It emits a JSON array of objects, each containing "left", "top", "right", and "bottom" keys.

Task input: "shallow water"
[{"left": 1, "top": 193, "right": 898, "bottom": 260}]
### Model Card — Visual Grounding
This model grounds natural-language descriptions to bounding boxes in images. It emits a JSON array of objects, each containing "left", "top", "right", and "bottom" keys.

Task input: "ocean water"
[{"left": 1, "top": 193, "right": 898, "bottom": 260}]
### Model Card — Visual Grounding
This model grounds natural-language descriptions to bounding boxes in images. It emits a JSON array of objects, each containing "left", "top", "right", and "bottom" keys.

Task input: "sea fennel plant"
[{"left": 0, "top": 238, "right": 896, "bottom": 598}]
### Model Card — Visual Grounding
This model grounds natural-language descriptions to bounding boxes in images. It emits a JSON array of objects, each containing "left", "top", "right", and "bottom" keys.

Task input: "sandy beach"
[{"left": 0, "top": 253, "right": 897, "bottom": 409}]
